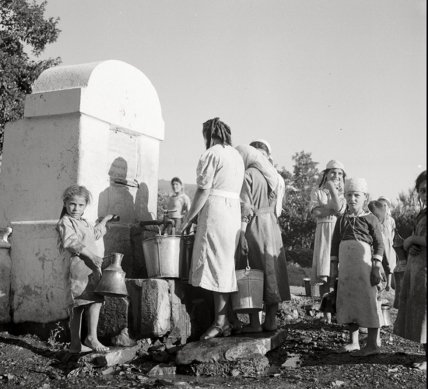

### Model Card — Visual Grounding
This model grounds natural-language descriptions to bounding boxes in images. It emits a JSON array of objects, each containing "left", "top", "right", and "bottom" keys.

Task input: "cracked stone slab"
[
  {"left": 176, "top": 329, "right": 287, "bottom": 365},
  {"left": 81, "top": 345, "right": 140, "bottom": 367}
]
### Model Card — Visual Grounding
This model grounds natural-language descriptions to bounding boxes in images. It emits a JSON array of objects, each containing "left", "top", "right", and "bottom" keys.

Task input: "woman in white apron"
[{"left": 181, "top": 117, "right": 245, "bottom": 340}]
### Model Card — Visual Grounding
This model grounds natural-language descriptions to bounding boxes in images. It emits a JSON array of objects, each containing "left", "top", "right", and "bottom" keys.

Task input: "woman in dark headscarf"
[
  {"left": 181, "top": 118, "right": 245, "bottom": 339},
  {"left": 235, "top": 145, "right": 291, "bottom": 332}
]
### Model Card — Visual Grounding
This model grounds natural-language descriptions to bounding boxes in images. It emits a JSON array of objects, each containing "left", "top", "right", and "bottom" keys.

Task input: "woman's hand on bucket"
[{"left": 239, "top": 231, "right": 249, "bottom": 256}]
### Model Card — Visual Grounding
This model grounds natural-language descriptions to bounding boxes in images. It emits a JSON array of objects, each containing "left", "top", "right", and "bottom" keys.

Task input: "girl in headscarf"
[
  {"left": 235, "top": 145, "right": 291, "bottom": 332},
  {"left": 180, "top": 118, "right": 245, "bottom": 340},
  {"left": 309, "top": 160, "right": 347, "bottom": 317},
  {"left": 331, "top": 178, "right": 385, "bottom": 356}
]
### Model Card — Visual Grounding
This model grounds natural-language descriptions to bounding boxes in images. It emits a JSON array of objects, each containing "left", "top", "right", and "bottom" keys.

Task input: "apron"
[
  {"left": 336, "top": 240, "right": 384, "bottom": 328},
  {"left": 190, "top": 189, "right": 240, "bottom": 293}
]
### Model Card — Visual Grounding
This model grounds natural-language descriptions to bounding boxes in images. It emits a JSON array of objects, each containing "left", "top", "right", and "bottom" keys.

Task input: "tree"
[
  {"left": 391, "top": 188, "right": 420, "bottom": 239},
  {"left": 0, "top": 0, "right": 61, "bottom": 153},
  {"left": 278, "top": 151, "right": 320, "bottom": 249}
]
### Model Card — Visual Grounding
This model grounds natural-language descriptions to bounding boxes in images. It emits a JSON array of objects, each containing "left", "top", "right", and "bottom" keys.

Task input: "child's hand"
[
  {"left": 324, "top": 180, "right": 337, "bottom": 192},
  {"left": 104, "top": 214, "right": 119, "bottom": 223},
  {"left": 403, "top": 236, "right": 413, "bottom": 251},
  {"left": 370, "top": 266, "right": 382, "bottom": 286},
  {"left": 92, "top": 255, "right": 103, "bottom": 269},
  {"left": 92, "top": 267, "right": 102, "bottom": 283}
]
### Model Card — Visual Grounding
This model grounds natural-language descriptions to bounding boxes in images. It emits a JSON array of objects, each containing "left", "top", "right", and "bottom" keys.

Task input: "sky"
[{"left": 40, "top": 0, "right": 426, "bottom": 202}]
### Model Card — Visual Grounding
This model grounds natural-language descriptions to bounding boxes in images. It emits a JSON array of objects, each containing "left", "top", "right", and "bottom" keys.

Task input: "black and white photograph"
[{"left": 0, "top": 1, "right": 426, "bottom": 388}]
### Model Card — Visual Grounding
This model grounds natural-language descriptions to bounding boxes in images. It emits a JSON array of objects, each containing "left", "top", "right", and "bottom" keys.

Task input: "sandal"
[{"left": 200, "top": 324, "right": 232, "bottom": 340}]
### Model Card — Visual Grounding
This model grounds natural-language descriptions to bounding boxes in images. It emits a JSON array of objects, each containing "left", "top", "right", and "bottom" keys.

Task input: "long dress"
[
  {"left": 190, "top": 144, "right": 245, "bottom": 293},
  {"left": 393, "top": 209, "right": 426, "bottom": 343},
  {"left": 239, "top": 167, "right": 291, "bottom": 303},
  {"left": 57, "top": 215, "right": 106, "bottom": 308},
  {"left": 331, "top": 212, "right": 385, "bottom": 328},
  {"left": 310, "top": 188, "right": 346, "bottom": 284},
  {"left": 379, "top": 215, "right": 397, "bottom": 275}
]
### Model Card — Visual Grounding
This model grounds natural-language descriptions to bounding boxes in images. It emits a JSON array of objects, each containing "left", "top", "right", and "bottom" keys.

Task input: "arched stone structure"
[{"left": 0, "top": 60, "right": 164, "bottom": 323}]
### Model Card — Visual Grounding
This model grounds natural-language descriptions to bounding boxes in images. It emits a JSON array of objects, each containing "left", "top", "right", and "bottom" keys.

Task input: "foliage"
[
  {"left": 157, "top": 191, "right": 169, "bottom": 220},
  {"left": 278, "top": 151, "right": 320, "bottom": 249},
  {"left": 0, "top": 0, "right": 61, "bottom": 153},
  {"left": 391, "top": 188, "right": 420, "bottom": 239}
]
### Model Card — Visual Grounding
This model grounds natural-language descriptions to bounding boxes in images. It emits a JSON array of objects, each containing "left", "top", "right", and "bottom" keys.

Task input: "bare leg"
[
  {"left": 83, "top": 302, "right": 109, "bottom": 353},
  {"left": 339, "top": 323, "right": 360, "bottom": 352},
  {"left": 322, "top": 312, "right": 332, "bottom": 324},
  {"left": 69, "top": 306, "right": 92, "bottom": 353},
  {"left": 200, "top": 292, "right": 232, "bottom": 339},
  {"left": 263, "top": 303, "right": 278, "bottom": 331},
  {"left": 352, "top": 328, "right": 380, "bottom": 357}
]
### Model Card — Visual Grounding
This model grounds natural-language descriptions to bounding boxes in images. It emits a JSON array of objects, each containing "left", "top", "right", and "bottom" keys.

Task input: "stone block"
[
  {"left": 176, "top": 329, "right": 287, "bottom": 365},
  {"left": 126, "top": 278, "right": 170, "bottom": 338},
  {"left": 88, "top": 345, "right": 141, "bottom": 367},
  {"left": 167, "top": 280, "right": 191, "bottom": 345},
  {"left": 0, "top": 247, "right": 11, "bottom": 323},
  {"left": 10, "top": 222, "right": 71, "bottom": 323},
  {"left": 98, "top": 296, "right": 129, "bottom": 340}
]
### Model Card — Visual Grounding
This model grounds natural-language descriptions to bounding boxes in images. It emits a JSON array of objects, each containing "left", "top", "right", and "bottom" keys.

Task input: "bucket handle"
[{"left": 242, "top": 254, "right": 251, "bottom": 273}]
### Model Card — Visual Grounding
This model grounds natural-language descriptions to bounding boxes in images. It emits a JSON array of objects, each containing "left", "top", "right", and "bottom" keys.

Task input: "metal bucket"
[
  {"left": 179, "top": 233, "right": 194, "bottom": 281},
  {"left": 231, "top": 267, "right": 264, "bottom": 313},
  {"left": 142, "top": 235, "right": 181, "bottom": 278},
  {"left": 381, "top": 303, "right": 392, "bottom": 326}
]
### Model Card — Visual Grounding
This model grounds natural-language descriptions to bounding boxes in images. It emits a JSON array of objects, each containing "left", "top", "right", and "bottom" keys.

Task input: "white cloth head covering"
[
  {"left": 344, "top": 178, "right": 368, "bottom": 194},
  {"left": 377, "top": 196, "right": 391, "bottom": 208},
  {"left": 252, "top": 139, "right": 272, "bottom": 156},
  {"left": 325, "top": 159, "right": 346, "bottom": 173},
  {"left": 236, "top": 144, "right": 279, "bottom": 194}
]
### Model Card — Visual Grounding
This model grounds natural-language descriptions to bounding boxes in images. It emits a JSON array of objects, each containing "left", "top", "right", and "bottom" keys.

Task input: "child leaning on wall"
[
  {"left": 57, "top": 185, "right": 115, "bottom": 354},
  {"left": 330, "top": 178, "right": 385, "bottom": 357}
]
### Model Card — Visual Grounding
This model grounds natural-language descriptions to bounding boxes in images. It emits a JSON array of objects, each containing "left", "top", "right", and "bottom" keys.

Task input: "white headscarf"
[
  {"left": 344, "top": 178, "right": 368, "bottom": 193},
  {"left": 235, "top": 144, "right": 279, "bottom": 198}
]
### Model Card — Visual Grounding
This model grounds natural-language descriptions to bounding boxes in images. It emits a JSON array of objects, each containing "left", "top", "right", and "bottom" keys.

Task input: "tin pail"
[
  {"left": 303, "top": 277, "right": 311, "bottom": 297},
  {"left": 381, "top": 303, "right": 392, "bottom": 326},
  {"left": 231, "top": 267, "right": 264, "bottom": 313},
  {"left": 142, "top": 235, "right": 181, "bottom": 278}
]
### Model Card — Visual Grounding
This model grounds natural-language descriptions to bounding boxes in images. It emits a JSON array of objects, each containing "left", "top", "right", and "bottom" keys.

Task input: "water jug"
[{"left": 95, "top": 252, "right": 128, "bottom": 297}]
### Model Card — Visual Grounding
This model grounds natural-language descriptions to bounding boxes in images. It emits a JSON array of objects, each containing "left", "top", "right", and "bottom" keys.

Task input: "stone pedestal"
[
  {"left": 127, "top": 279, "right": 171, "bottom": 338},
  {"left": 0, "top": 60, "right": 164, "bottom": 323},
  {"left": 98, "top": 296, "right": 129, "bottom": 340}
]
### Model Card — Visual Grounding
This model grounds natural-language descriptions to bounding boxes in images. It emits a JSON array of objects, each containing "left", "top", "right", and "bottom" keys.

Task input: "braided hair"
[{"left": 202, "top": 117, "right": 232, "bottom": 149}]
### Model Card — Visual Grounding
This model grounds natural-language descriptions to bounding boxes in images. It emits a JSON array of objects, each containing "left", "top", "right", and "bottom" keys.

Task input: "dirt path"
[{"left": 0, "top": 290, "right": 426, "bottom": 389}]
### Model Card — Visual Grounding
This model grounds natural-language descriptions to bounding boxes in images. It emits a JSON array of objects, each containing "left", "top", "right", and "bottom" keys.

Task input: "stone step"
[{"left": 176, "top": 329, "right": 287, "bottom": 365}]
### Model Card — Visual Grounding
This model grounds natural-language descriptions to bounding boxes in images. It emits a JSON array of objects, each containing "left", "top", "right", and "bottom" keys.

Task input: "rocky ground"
[{"left": 0, "top": 286, "right": 426, "bottom": 389}]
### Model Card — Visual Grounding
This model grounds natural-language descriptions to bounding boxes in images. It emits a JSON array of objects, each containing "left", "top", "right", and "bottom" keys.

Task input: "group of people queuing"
[
  {"left": 309, "top": 158, "right": 426, "bottom": 366},
  {"left": 55, "top": 117, "right": 426, "bottom": 371}
]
